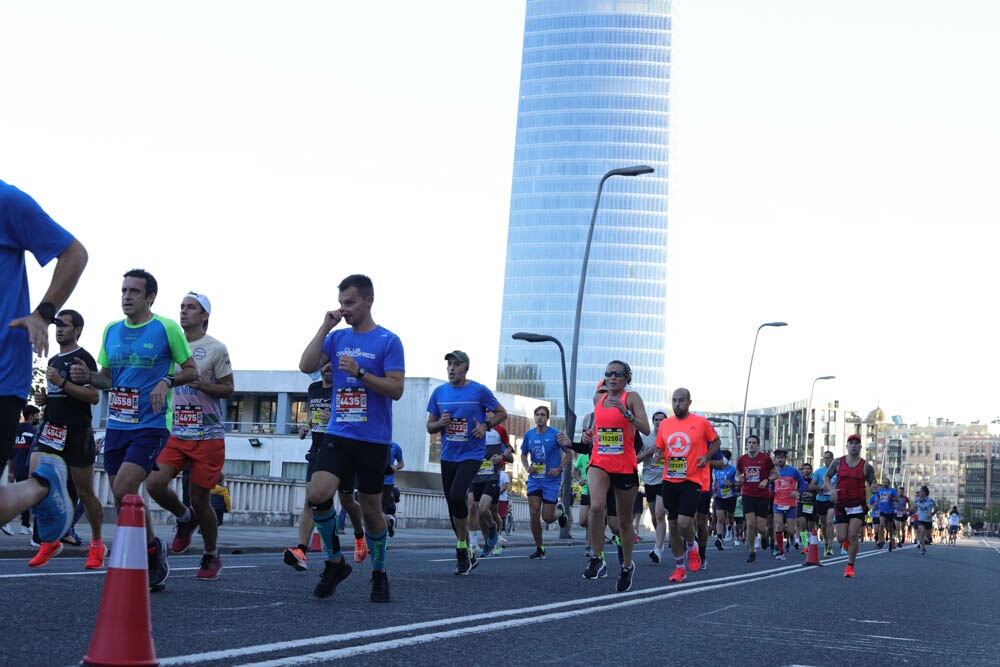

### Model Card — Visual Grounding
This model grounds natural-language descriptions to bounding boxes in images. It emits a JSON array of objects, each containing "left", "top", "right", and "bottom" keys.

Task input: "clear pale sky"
[{"left": 3, "top": 1, "right": 998, "bottom": 425}]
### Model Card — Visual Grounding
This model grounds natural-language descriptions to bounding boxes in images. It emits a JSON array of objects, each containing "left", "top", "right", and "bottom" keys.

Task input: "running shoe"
[
  {"left": 84, "top": 542, "right": 108, "bottom": 570},
  {"left": 557, "top": 502, "right": 567, "bottom": 528},
  {"left": 354, "top": 536, "right": 369, "bottom": 563},
  {"left": 29, "top": 541, "right": 63, "bottom": 567},
  {"left": 196, "top": 554, "right": 223, "bottom": 580},
  {"left": 668, "top": 566, "right": 686, "bottom": 583},
  {"left": 492, "top": 542, "right": 504, "bottom": 556},
  {"left": 844, "top": 564, "right": 855, "bottom": 578},
  {"left": 455, "top": 548, "right": 472, "bottom": 575},
  {"left": 60, "top": 528, "right": 82, "bottom": 546},
  {"left": 171, "top": 507, "right": 199, "bottom": 554},
  {"left": 687, "top": 548, "right": 702, "bottom": 572},
  {"left": 478, "top": 546, "right": 492, "bottom": 559},
  {"left": 714, "top": 536, "right": 724, "bottom": 551},
  {"left": 30, "top": 454, "right": 73, "bottom": 544},
  {"left": 841, "top": 540, "right": 850, "bottom": 553},
  {"left": 283, "top": 547, "right": 308, "bottom": 571},
  {"left": 648, "top": 547, "right": 660, "bottom": 564},
  {"left": 1, "top": 523, "right": 13, "bottom": 536},
  {"left": 775, "top": 553, "right": 786, "bottom": 561},
  {"left": 824, "top": 545, "right": 833, "bottom": 558},
  {"left": 470, "top": 549, "right": 479, "bottom": 571},
  {"left": 314, "top": 559, "right": 352, "bottom": 598},
  {"left": 147, "top": 537, "right": 170, "bottom": 589},
  {"left": 583, "top": 556, "right": 607, "bottom": 579},
  {"left": 746, "top": 551, "right": 757, "bottom": 563},
  {"left": 529, "top": 546, "right": 546, "bottom": 560},
  {"left": 370, "top": 570, "right": 390, "bottom": 603},
  {"left": 633, "top": 532, "right": 639, "bottom": 544},
  {"left": 19, "top": 525, "right": 31, "bottom": 536},
  {"left": 616, "top": 563, "right": 635, "bottom": 592},
  {"left": 387, "top": 515, "right": 396, "bottom": 538}
]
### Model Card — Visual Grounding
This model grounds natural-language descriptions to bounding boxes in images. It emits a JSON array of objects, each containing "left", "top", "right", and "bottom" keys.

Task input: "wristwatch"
[
  {"left": 623, "top": 409, "right": 635, "bottom": 421},
  {"left": 35, "top": 302, "right": 57, "bottom": 324},
  {"left": 356, "top": 367, "right": 367, "bottom": 380}
]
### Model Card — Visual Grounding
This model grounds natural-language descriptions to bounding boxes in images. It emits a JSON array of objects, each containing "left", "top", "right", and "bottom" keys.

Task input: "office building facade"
[{"left": 496, "top": 0, "right": 672, "bottom": 432}]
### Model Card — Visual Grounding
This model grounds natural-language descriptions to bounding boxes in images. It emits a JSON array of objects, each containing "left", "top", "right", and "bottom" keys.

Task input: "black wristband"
[{"left": 35, "top": 302, "right": 57, "bottom": 324}]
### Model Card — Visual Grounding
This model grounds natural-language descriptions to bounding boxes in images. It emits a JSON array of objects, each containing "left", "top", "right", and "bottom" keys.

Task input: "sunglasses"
[{"left": 604, "top": 370, "right": 625, "bottom": 378}]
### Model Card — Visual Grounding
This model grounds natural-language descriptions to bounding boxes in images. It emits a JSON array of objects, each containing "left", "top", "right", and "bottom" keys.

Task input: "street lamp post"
[
  {"left": 512, "top": 332, "right": 575, "bottom": 539},
  {"left": 567, "top": 165, "right": 654, "bottom": 440},
  {"left": 804, "top": 375, "right": 835, "bottom": 467},
  {"left": 740, "top": 321, "right": 787, "bottom": 457}
]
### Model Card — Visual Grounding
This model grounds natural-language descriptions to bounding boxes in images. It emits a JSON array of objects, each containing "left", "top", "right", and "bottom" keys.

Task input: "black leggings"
[{"left": 441, "top": 459, "right": 480, "bottom": 520}]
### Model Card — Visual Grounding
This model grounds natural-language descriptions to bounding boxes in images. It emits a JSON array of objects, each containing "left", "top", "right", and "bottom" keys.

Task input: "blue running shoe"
[{"left": 31, "top": 455, "right": 72, "bottom": 543}]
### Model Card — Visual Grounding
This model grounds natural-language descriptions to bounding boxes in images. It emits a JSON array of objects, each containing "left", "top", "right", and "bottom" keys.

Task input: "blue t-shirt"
[
  {"left": 321, "top": 325, "right": 405, "bottom": 445},
  {"left": 813, "top": 466, "right": 833, "bottom": 501},
  {"left": 521, "top": 426, "right": 564, "bottom": 481},
  {"left": 426, "top": 380, "right": 500, "bottom": 463},
  {"left": 383, "top": 441, "right": 404, "bottom": 486},
  {"left": 713, "top": 465, "right": 737, "bottom": 499},
  {"left": 913, "top": 496, "right": 936, "bottom": 521},
  {"left": 0, "top": 181, "right": 75, "bottom": 399},
  {"left": 876, "top": 487, "right": 898, "bottom": 514},
  {"left": 99, "top": 315, "right": 192, "bottom": 431}
]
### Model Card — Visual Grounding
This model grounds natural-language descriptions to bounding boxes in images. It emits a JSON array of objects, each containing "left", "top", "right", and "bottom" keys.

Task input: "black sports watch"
[
  {"left": 356, "top": 367, "right": 367, "bottom": 380},
  {"left": 35, "top": 302, "right": 57, "bottom": 324},
  {"left": 623, "top": 409, "right": 635, "bottom": 421}
]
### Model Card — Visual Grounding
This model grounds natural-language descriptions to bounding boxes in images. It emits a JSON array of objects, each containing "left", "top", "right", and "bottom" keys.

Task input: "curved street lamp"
[
  {"left": 567, "top": 165, "right": 654, "bottom": 440},
  {"left": 804, "top": 375, "right": 836, "bottom": 465},
  {"left": 740, "top": 321, "right": 787, "bottom": 456},
  {"left": 512, "top": 331, "right": 574, "bottom": 538}
]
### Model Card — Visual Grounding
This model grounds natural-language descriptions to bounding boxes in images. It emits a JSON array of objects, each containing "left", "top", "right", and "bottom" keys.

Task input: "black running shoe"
[
  {"left": 455, "top": 548, "right": 472, "bottom": 575},
  {"left": 616, "top": 563, "right": 635, "bottom": 593},
  {"left": 314, "top": 559, "right": 352, "bottom": 598},
  {"left": 147, "top": 537, "right": 170, "bottom": 589},
  {"left": 370, "top": 570, "right": 390, "bottom": 603},
  {"left": 529, "top": 546, "right": 546, "bottom": 560},
  {"left": 746, "top": 551, "right": 757, "bottom": 563},
  {"left": 714, "top": 536, "right": 725, "bottom": 551}
]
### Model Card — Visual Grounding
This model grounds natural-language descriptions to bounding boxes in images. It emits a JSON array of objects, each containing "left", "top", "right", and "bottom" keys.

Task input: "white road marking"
[
  {"left": 0, "top": 565, "right": 257, "bottom": 580},
  {"left": 161, "top": 551, "right": 893, "bottom": 666},
  {"left": 849, "top": 618, "right": 891, "bottom": 624}
]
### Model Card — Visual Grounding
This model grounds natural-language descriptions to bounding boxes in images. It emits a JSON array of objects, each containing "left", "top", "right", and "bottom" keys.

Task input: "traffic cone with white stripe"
[
  {"left": 802, "top": 528, "right": 823, "bottom": 567},
  {"left": 309, "top": 527, "right": 322, "bottom": 552},
  {"left": 82, "top": 494, "right": 158, "bottom": 666}
]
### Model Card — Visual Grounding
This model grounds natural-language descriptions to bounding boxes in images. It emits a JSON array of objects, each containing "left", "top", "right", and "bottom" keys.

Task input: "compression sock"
[
  {"left": 311, "top": 502, "right": 341, "bottom": 560},
  {"left": 367, "top": 529, "right": 388, "bottom": 570}
]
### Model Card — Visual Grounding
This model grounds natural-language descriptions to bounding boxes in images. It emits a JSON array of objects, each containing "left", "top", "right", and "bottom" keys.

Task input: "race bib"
[
  {"left": 846, "top": 505, "right": 863, "bottom": 515},
  {"left": 479, "top": 458, "right": 494, "bottom": 471},
  {"left": 311, "top": 409, "right": 331, "bottom": 432},
  {"left": 596, "top": 428, "right": 624, "bottom": 455},
  {"left": 802, "top": 503, "right": 815, "bottom": 514},
  {"left": 335, "top": 387, "right": 368, "bottom": 423},
  {"left": 530, "top": 462, "right": 547, "bottom": 478},
  {"left": 720, "top": 485, "right": 733, "bottom": 499},
  {"left": 667, "top": 456, "right": 687, "bottom": 480},
  {"left": 445, "top": 418, "right": 469, "bottom": 441},
  {"left": 775, "top": 504, "right": 791, "bottom": 512},
  {"left": 173, "top": 405, "right": 204, "bottom": 437},
  {"left": 38, "top": 423, "right": 68, "bottom": 451},
  {"left": 744, "top": 467, "right": 760, "bottom": 483},
  {"left": 108, "top": 387, "right": 140, "bottom": 424}
]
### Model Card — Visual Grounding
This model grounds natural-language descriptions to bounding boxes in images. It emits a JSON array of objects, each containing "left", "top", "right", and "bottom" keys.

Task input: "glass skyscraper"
[{"left": 496, "top": 0, "right": 671, "bottom": 435}]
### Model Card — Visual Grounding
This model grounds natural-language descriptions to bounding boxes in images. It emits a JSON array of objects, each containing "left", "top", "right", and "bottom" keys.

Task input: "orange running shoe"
[
  {"left": 84, "top": 542, "right": 108, "bottom": 569},
  {"left": 29, "top": 541, "right": 63, "bottom": 567},
  {"left": 668, "top": 566, "right": 687, "bottom": 583},
  {"left": 687, "top": 548, "right": 702, "bottom": 572},
  {"left": 844, "top": 564, "right": 855, "bottom": 578},
  {"left": 354, "top": 536, "right": 369, "bottom": 563}
]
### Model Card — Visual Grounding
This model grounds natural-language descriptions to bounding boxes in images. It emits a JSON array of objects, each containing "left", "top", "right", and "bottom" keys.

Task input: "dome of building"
[{"left": 864, "top": 406, "right": 891, "bottom": 424}]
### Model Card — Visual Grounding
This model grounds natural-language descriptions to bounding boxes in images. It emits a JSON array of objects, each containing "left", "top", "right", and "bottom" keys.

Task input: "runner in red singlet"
[{"left": 824, "top": 433, "right": 876, "bottom": 578}]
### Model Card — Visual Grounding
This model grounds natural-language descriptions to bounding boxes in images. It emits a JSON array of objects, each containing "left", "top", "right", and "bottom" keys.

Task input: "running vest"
[
  {"left": 835, "top": 456, "right": 867, "bottom": 505},
  {"left": 590, "top": 391, "right": 636, "bottom": 474}
]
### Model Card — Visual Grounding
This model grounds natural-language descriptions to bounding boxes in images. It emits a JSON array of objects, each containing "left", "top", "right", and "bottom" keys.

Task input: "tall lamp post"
[
  {"left": 740, "top": 321, "right": 787, "bottom": 457},
  {"left": 512, "top": 332, "right": 575, "bottom": 539},
  {"left": 804, "top": 375, "right": 835, "bottom": 467},
  {"left": 567, "top": 165, "right": 654, "bottom": 440}
]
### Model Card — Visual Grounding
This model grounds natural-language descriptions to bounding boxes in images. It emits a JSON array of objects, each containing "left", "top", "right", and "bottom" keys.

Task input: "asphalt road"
[{"left": 3, "top": 536, "right": 998, "bottom": 666}]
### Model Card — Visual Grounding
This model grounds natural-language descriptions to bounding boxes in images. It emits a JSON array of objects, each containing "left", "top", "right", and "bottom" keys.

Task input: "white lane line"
[
  {"left": 0, "top": 565, "right": 257, "bottom": 580},
  {"left": 695, "top": 603, "right": 740, "bottom": 617},
  {"left": 162, "top": 557, "right": 879, "bottom": 666},
  {"left": 849, "top": 619, "right": 891, "bottom": 624}
]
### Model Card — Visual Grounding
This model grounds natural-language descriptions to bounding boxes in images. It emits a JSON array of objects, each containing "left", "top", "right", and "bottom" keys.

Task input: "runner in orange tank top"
[{"left": 584, "top": 360, "right": 650, "bottom": 593}]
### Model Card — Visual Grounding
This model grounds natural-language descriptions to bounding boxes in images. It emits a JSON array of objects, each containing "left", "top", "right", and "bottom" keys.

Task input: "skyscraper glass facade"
[{"left": 497, "top": 0, "right": 671, "bottom": 435}]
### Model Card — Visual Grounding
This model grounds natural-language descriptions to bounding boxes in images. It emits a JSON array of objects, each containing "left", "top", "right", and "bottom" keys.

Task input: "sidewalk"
[{"left": 0, "top": 521, "right": 630, "bottom": 560}]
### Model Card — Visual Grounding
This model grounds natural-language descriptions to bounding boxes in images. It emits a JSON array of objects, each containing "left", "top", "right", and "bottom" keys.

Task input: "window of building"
[
  {"left": 282, "top": 462, "right": 308, "bottom": 480},
  {"left": 289, "top": 394, "right": 309, "bottom": 432},
  {"left": 227, "top": 395, "right": 251, "bottom": 433},
  {"left": 223, "top": 460, "right": 270, "bottom": 477},
  {"left": 255, "top": 395, "right": 277, "bottom": 434}
]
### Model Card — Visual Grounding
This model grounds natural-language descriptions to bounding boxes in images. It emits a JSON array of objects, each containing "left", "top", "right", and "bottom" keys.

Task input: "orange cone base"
[
  {"left": 82, "top": 569, "right": 158, "bottom": 665},
  {"left": 310, "top": 531, "right": 322, "bottom": 552}
]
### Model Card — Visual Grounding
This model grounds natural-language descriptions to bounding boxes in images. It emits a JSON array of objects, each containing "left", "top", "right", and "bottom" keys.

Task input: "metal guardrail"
[{"left": 90, "top": 470, "right": 530, "bottom": 528}]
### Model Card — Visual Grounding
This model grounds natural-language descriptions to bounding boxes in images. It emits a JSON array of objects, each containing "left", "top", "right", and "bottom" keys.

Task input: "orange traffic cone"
[
  {"left": 82, "top": 494, "right": 158, "bottom": 666},
  {"left": 803, "top": 528, "right": 823, "bottom": 567},
  {"left": 310, "top": 527, "right": 322, "bottom": 552}
]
